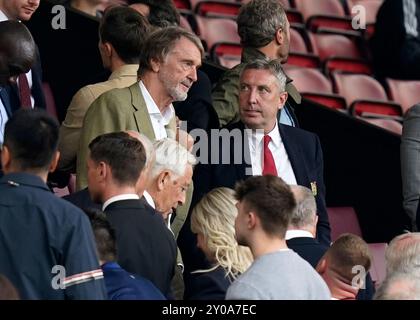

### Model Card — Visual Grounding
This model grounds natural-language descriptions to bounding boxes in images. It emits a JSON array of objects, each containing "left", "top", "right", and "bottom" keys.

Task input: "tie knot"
[{"left": 263, "top": 134, "right": 271, "bottom": 146}]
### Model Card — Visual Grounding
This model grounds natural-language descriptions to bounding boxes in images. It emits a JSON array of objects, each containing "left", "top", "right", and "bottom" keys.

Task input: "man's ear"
[
  {"left": 316, "top": 256, "right": 327, "bottom": 274},
  {"left": 102, "top": 42, "right": 113, "bottom": 58},
  {"left": 48, "top": 151, "right": 60, "bottom": 173},
  {"left": 150, "top": 57, "right": 161, "bottom": 73},
  {"left": 98, "top": 161, "right": 108, "bottom": 181},
  {"left": 275, "top": 27, "right": 285, "bottom": 45},
  {"left": 1, "top": 145, "right": 11, "bottom": 172},
  {"left": 247, "top": 211, "right": 257, "bottom": 229},
  {"left": 157, "top": 170, "right": 170, "bottom": 191},
  {"left": 278, "top": 91, "right": 288, "bottom": 110}
]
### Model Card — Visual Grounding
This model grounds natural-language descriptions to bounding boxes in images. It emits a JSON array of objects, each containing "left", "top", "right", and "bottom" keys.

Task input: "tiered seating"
[
  {"left": 194, "top": 0, "right": 240, "bottom": 18},
  {"left": 386, "top": 78, "right": 420, "bottom": 114},
  {"left": 294, "top": 0, "right": 353, "bottom": 32},
  {"left": 332, "top": 72, "right": 402, "bottom": 117},
  {"left": 309, "top": 32, "right": 372, "bottom": 75},
  {"left": 327, "top": 207, "right": 387, "bottom": 287},
  {"left": 286, "top": 68, "right": 346, "bottom": 110}
]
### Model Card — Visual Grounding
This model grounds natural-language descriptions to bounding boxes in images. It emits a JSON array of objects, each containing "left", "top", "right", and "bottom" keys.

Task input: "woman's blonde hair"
[{"left": 191, "top": 187, "right": 253, "bottom": 279}]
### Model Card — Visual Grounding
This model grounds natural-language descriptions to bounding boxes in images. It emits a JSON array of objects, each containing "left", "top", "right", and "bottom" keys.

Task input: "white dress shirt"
[
  {"left": 102, "top": 194, "right": 140, "bottom": 211},
  {"left": 285, "top": 230, "right": 314, "bottom": 240},
  {"left": 0, "top": 92, "right": 8, "bottom": 145},
  {"left": 139, "top": 81, "right": 174, "bottom": 140},
  {"left": 0, "top": 10, "right": 35, "bottom": 108},
  {"left": 245, "top": 122, "right": 297, "bottom": 185},
  {"left": 142, "top": 190, "right": 155, "bottom": 209}
]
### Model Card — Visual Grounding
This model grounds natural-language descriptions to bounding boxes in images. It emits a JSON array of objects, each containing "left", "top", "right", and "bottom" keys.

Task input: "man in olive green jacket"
[
  {"left": 77, "top": 27, "right": 204, "bottom": 244},
  {"left": 212, "top": 0, "right": 301, "bottom": 128}
]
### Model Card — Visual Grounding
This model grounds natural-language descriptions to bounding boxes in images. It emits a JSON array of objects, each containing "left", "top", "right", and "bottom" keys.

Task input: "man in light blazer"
[
  {"left": 77, "top": 27, "right": 203, "bottom": 242},
  {"left": 179, "top": 59, "right": 331, "bottom": 273},
  {"left": 58, "top": 6, "right": 150, "bottom": 172}
]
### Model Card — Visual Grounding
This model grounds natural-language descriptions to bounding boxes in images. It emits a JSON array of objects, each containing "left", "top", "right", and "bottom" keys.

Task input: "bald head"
[{"left": 0, "top": 21, "right": 36, "bottom": 86}]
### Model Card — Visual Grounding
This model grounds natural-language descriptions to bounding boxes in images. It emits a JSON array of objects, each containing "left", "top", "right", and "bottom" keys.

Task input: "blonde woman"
[{"left": 184, "top": 187, "right": 253, "bottom": 300}]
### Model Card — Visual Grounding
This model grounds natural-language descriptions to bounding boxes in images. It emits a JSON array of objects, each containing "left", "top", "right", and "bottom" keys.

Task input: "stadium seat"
[
  {"left": 180, "top": 15, "right": 193, "bottom": 31},
  {"left": 346, "top": 0, "right": 382, "bottom": 37},
  {"left": 286, "top": 68, "right": 346, "bottom": 110},
  {"left": 211, "top": 42, "right": 242, "bottom": 68},
  {"left": 194, "top": 0, "right": 241, "bottom": 18},
  {"left": 368, "top": 242, "right": 388, "bottom": 288},
  {"left": 174, "top": 0, "right": 192, "bottom": 10},
  {"left": 294, "top": 0, "right": 353, "bottom": 32},
  {"left": 287, "top": 28, "right": 320, "bottom": 68},
  {"left": 332, "top": 73, "right": 403, "bottom": 117},
  {"left": 309, "top": 32, "right": 371, "bottom": 74},
  {"left": 386, "top": 78, "right": 420, "bottom": 114},
  {"left": 195, "top": 16, "right": 240, "bottom": 52},
  {"left": 362, "top": 118, "right": 403, "bottom": 135},
  {"left": 327, "top": 207, "right": 363, "bottom": 241}
]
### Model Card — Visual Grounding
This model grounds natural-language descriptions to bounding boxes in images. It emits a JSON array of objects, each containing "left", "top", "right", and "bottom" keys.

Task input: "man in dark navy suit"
[
  {"left": 0, "top": 21, "right": 36, "bottom": 151},
  {"left": 86, "top": 131, "right": 177, "bottom": 298},
  {"left": 85, "top": 208, "right": 166, "bottom": 300},
  {"left": 179, "top": 59, "right": 331, "bottom": 273},
  {"left": 286, "top": 185, "right": 329, "bottom": 268},
  {"left": 0, "top": 0, "right": 46, "bottom": 112}
]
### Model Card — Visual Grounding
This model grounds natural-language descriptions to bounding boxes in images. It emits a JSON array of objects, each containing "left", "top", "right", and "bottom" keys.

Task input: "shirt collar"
[
  {"left": 245, "top": 121, "right": 281, "bottom": 148},
  {"left": 108, "top": 64, "right": 139, "bottom": 81},
  {"left": 0, "top": 172, "right": 50, "bottom": 191},
  {"left": 0, "top": 10, "right": 9, "bottom": 21},
  {"left": 102, "top": 194, "right": 140, "bottom": 211},
  {"left": 285, "top": 230, "right": 314, "bottom": 240},
  {"left": 139, "top": 81, "right": 175, "bottom": 124},
  {"left": 142, "top": 190, "right": 155, "bottom": 209}
]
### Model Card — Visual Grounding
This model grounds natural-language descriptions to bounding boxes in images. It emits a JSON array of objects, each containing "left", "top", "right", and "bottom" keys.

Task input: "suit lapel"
[
  {"left": 130, "top": 83, "right": 156, "bottom": 141},
  {"left": 235, "top": 122, "right": 250, "bottom": 181},
  {"left": 0, "top": 87, "right": 12, "bottom": 117},
  {"left": 279, "top": 124, "right": 310, "bottom": 186}
]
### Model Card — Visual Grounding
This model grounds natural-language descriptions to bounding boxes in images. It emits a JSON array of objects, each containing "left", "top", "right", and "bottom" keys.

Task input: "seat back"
[
  {"left": 332, "top": 73, "right": 387, "bottom": 105},
  {"left": 195, "top": 16, "right": 240, "bottom": 51},
  {"left": 310, "top": 32, "right": 363, "bottom": 60},
  {"left": 286, "top": 68, "right": 333, "bottom": 93},
  {"left": 295, "top": 0, "right": 346, "bottom": 20},
  {"left": 386, "top": 78, "right": 420, "bottom": 114},
  {"left": 368, "top": 242, "right": 388, "bottom": 288},
  {"left": 327, "top": 207, "right": 363, "bottom": 241},
  {"left": 195, "top": 0, "right": 241, "bottom": 18},
  {"left": 290, "top": 28, "right": 309, "bottom": 53},
  {"left": 362, "top": 118, "right": 403, "bottom": 135}
]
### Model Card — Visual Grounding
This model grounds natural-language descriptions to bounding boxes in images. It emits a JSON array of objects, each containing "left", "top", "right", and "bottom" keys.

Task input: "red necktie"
[
  {"left": 262, "top": 135, "right": 278, "bottom": 176},
  {"left": 18, "top": 73, "right": 32, "bottom": 109}
]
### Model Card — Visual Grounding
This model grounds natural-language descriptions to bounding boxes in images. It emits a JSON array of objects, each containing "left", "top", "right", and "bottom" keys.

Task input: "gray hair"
[
  {"left": 237, "top": 0, "right": 288, "bottom": 48},
  {"left": 241, "top": 59, "right": 287, "bottom": 92},
  {"left": 289, "top": 185, "right": 317, "bottom": 228},
  {"left": 374, "top": 271, "right": 420, "bottom": 300},
  {"left": 150, "top": 138, "right": 196, "bottom": 180},
  {"left": 385, "top": 232, "right": 420, "bottom": 275},
  {"left": 138, "top": 26, "right": 204, "bottom": 76}
]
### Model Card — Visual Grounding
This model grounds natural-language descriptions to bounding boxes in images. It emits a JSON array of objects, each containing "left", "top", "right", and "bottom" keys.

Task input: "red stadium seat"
[
  {"left": 180, "top": 15, "right": 193, "bottom": 31},
  {"left": 386, "top": 78, "right": 420, "bottom": 114},
  {"left": 195, "top": 16, "right": 240, "bottom": 52},
  {"left": 346, "top": 0, "right": 382, "bottom": 36},
  {"left": 294, "top": 0, "right": 353, "bottom": 32},
  {"left": 327, "top": 207, "right": 363, "bottom": 241},
  {"left": 362, "top": 118, "right": 403, "bottom": 135},
  {"left": 332, "top": 73, "right": 402, "bottom": 117},
  {"left": 287, "top": 28, "right": 320, "bottom": 67},
  {"left": 286, "top": 68, "right": 346, "bottom": 110},
  {"left": 211, "top": 42, "right": 242, "bottom": 68},
  {"left": 174, "top": 0, "right": 192, "bottom": 10},
  {"left": 195, "top": 0, "right": 241, "bottom": 18},
  {"left": 309, "top": 32, "right": 372, "bottom": 74},
  {"left": 368, "top": 242, "right": 388, "bottom": 288}
]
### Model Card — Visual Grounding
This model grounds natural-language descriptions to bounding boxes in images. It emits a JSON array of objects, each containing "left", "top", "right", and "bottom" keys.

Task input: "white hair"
[
  {"left": 150, "top": 138, "right": 196, "bottom": 179},
  {"left": 386, "top": 232, "right": 420, "bottom": 275}
]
